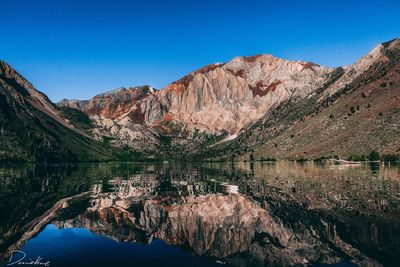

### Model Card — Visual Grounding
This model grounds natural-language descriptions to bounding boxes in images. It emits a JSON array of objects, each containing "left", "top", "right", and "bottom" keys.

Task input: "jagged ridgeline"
[
  {"left": 0, "top": 61, "right": 138, "bottom": 162},
  {"left": 1, "top": 38, "right": 400, "bottom": 162}
]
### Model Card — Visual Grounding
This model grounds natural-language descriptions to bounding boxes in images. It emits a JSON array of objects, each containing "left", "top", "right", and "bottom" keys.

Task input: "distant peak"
[
  {"left": 227, "top": 54, "right": 301, "bottom": 68},
  {"left": 168, "top": 63, "right": 225, "bottom": 91},
  {"left": 93, "top": 85, "right": 156, "bottom": 98},
  {"left": 0, "top": 59, "right": 38, "bottom": 94},
  {"left": 360, "top": 38, "right": 400, "bottom": 61},
  {"left": 0, "top": 60, "right": 15, "bottom": 75},
  {"left": 382, "top": 38, "right": 400, "bottom": 54},
  {"left": 190, "top": 63, "right": 225, "bottom": 75},
  {"left": 241, "top": 54, "right": 264, "bottom": 63},
  {"left": 382, "top": 38, "right": 400, "bottom": 46}
]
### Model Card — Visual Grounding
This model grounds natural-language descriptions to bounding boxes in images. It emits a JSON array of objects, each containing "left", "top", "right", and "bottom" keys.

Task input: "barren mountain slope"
[{"left": 204, "top": 39, "right": 400, "bottom": 161}]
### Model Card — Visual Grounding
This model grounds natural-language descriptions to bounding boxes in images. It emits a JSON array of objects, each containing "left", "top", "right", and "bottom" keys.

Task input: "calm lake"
[{"left": 0, "top": 162, "right": 399, "bottom": 267}]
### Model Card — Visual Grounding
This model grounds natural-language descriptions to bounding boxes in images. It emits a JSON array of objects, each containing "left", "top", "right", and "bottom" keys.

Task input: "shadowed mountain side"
[{"left": 0, "top": 61, "right": 147, "bottom": 162}]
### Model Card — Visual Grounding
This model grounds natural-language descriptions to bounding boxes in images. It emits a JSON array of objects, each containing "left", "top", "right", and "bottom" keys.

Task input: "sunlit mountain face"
[
  {"left": 2, "top": 39, "right": 400, "bottom": 163},
  {"left": 1, "top": 162, "right": 399, "bottom": 267}
]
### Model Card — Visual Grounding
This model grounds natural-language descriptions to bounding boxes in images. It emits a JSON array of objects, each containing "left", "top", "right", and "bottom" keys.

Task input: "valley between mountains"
[{"left": 1, "top": 38, "right": 400, "bottom": 163}]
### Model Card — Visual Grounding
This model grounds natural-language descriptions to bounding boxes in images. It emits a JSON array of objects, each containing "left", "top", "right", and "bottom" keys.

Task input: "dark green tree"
[{"left": 367, "top": 150, "right": 380, "bottom": 161}]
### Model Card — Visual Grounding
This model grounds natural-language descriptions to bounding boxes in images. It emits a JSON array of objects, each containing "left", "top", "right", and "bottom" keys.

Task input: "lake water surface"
[{"left": 0, "top": 162, "right": 399, "bottom": 267}]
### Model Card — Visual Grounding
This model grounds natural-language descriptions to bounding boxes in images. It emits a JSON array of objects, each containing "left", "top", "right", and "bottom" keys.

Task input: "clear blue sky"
[{"left": 1, "top": 0, "right": 399, "bottom": 102}]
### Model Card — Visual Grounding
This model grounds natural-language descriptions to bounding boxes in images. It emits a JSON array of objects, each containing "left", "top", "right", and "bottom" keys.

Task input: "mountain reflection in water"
[{"left": 0, "top": 162, "right": 399, "bottom": 267}]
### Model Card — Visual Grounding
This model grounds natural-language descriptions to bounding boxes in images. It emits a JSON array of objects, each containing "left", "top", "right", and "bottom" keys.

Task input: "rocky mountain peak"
[
  {"left": 0, "top": 60, "right": 73, "bottom": 128},
  {"left": 164, "top": 63, "right": 224, "bottom": 95},
  {"left": 58, "top": 85, "right": 157, "bottom": 120},
  {"left": 384, "top": 38, "right": 400, "bottom": 50},
  {"left": 0, "top": 60, "right": 38, "bottom": 97},
  {"left": 134, "top": 52, "right": 335, "bottom": 136},
  {"left": 352, "top": 42, "right": 389, "bottom": 70},
  {"left": 94, "top": 85, "right": 156, "bottom": 98},
  {"left": 320, "top": 40, "right": 399, "bottom": 99}
]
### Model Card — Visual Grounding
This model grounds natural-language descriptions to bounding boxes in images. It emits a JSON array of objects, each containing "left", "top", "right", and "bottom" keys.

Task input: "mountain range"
[{"left": 1, "top": 38, "right": 399, "bottom": 162}]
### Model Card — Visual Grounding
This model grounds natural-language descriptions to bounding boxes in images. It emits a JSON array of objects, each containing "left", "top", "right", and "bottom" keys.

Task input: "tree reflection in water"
[{"left": 0, "top": 162, "right": 399, "bottom": 266}]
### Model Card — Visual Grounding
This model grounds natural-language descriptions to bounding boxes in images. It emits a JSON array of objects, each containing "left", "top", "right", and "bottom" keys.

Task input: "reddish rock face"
[
  {"left": 146, "top": 54, "right": 333, "bottom": 134},
  {"left": 249, "top": 80, "right": 282, "bottom": 97},
  {"left": 300, "top": 62, "right": 320, "bottom": 72},
  {"left": 163, "top": 113, "right": 173, "bottom": 122},
  {"left": 165, "top": 82, "right": 186, "bottom": 95},
  {"left": 166, "top": 63, "right": 225, "bottom": 94},
  {"left": 226, "top": 68, "right": 246, "bottom": 78},
  {"left": 193, "top": 63, "right": 225, "bottom": 75},
  {"left": 127, "top": 104, "right": 145, "bottom": 124},
  {"left": 242, "top": 54, "right": 263, "bottom": 63},
  {"left": 59, "top": 85, "right": 155, "bottom": 120}
]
